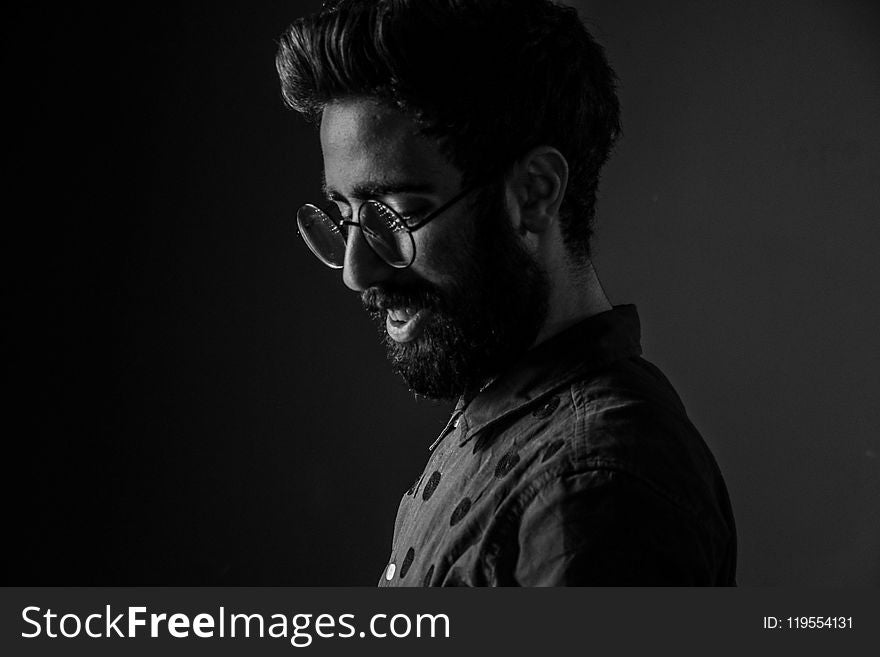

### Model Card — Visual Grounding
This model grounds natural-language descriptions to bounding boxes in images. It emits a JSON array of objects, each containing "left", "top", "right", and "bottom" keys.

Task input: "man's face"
[{"left": 320, "top": 98, "right": 548, "bottom": 399}]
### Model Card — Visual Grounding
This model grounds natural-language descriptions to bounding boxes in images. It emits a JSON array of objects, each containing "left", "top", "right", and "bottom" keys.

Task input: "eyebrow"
[{"left": 321, "top": 177, "right": 438, "bottom": 203}]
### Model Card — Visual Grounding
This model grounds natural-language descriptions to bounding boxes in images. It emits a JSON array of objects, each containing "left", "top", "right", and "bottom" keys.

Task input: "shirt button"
[{"left": 385, "top": 563, "right": 396, "bottom": 580}]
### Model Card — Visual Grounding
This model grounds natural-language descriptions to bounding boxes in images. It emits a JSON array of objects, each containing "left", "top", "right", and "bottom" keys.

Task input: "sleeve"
[{"left": 513, "top": 468, "right": 719, "bottom": 586}]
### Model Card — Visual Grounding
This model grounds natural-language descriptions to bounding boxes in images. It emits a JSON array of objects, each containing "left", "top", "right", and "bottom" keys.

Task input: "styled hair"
[{"left": 276, "top": 0, "right": 621, "bottom": 258}]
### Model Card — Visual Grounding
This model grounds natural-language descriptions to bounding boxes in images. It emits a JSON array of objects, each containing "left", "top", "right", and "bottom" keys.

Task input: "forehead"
[{"left": 319, "top": 98, "right": 459, "bottom": 193}]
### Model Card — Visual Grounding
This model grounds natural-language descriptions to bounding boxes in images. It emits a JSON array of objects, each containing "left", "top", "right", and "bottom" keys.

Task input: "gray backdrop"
[{"left": 583, "top": 0, "right": 880, "bottom": 585}]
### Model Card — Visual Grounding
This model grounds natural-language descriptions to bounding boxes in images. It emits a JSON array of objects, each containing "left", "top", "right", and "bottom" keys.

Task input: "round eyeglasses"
[{"left": 295, "top": 185, "right": 476, "bottom": 269}]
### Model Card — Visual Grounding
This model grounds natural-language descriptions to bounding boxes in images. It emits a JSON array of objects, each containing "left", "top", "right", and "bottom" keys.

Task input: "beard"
[{"left": 361, "top": 188, "right": 549, "bottom": 400}]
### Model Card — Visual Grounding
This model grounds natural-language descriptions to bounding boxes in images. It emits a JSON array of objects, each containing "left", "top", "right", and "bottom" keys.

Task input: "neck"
[{"left": 532, "top": 258, "right": 611, "bottom": 347}]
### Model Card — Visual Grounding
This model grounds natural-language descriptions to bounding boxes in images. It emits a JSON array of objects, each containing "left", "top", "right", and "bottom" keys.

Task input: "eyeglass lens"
[
  {"left": 297, "top": 204, "right": 347, "bottom": 268},
  {"left": 360, "top": 201, "right": 414, "bottom": 268}
]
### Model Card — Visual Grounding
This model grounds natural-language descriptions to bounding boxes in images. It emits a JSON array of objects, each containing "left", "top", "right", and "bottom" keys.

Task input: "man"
[{"left": 277, "top": 0, "right": 737, "bottom": 585}]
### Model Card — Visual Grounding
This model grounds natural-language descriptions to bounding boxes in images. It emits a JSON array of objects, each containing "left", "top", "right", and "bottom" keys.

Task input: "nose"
[{"left": 342, "top": 223, "right": 393, "bottom": 292}]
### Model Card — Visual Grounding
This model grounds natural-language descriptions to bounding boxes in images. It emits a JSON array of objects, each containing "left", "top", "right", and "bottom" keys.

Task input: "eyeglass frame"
[{"left": 296, "top": 182, "right": 480, "bottom": 270}]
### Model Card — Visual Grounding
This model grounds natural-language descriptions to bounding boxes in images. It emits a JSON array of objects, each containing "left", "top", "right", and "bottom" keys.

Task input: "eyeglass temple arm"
[{"left": 407, "top": 185, "right": 478, "bottom": 232}]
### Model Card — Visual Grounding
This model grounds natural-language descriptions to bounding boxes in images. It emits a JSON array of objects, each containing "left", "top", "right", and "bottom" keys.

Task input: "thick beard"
[{"left": 362, "top": 189, "right": 549, "bottom": 400}]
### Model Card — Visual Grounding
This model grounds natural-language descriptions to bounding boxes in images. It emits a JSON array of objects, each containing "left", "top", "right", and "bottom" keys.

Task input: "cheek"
[{"left": 411, "top": 215, "right": 474, "bottom": 288}]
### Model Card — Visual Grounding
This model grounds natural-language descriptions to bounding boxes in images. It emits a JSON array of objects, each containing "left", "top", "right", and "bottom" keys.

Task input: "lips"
[
  {"left": 388, "top": 307, "right": 418, "bottom": 322},
  {"left": 385, "top": 307, "right": 432, "bottom": 343}
]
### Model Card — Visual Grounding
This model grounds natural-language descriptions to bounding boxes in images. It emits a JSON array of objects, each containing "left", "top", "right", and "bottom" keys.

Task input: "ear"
[{"left": 508, "top": 146, "right": 569, "bottom": 234}]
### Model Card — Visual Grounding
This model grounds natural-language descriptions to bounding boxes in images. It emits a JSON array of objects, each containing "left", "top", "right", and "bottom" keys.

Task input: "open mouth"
[{"left": 385, "top": 307, "right": 432, "bottom": 343}]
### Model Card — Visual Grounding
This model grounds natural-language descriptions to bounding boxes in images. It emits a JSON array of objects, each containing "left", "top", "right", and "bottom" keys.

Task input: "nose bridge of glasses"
[
  {"left": 343, "top": 211, "right": 387, "bottom": 263},
  {"left": 317, "top": 201, "right": 370, "bottom": 242},
  {"left": 324, "top": 200, "right": 393, "bottom": 253},
  {"left": 341, "top": 213, "right": 400, "bottom": 289},
  {"left": 326, "top": 198, "right": 397, "bottom": 235}
]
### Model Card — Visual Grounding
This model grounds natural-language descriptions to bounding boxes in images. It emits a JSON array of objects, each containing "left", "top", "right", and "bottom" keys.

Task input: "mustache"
[{"left": 361, "top": 283, "right": 444, "bottom": 314}]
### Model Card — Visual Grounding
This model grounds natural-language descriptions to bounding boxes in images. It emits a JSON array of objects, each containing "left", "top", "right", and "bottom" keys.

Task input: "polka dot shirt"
[{"left": 379, "top": 305, "right": 737, "bottom": 586}]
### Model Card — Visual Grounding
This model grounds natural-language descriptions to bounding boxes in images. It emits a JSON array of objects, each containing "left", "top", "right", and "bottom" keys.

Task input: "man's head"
[
  {"left": 278, "top": 0, "right": 620, "bottom": 258},
  {"left": 277, "top": 0, "right": 620, "bottom": 399}
]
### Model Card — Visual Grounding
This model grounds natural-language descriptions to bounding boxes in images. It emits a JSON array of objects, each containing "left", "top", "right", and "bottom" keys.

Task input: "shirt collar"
[{"left": 458, "top": 304, "right": 643, "bottom": 442}]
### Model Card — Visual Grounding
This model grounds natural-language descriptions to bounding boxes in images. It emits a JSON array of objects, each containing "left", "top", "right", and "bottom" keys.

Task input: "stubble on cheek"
[{"left": 363, "top": 190, "right": 549, "bottom": 400}]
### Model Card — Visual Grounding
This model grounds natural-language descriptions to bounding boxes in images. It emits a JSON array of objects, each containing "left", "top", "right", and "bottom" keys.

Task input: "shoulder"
[
  {"left": 571, "top": 357, "right": 731, "bottom": 519},
  {"left": 478, "top": 358, "right": 737, "bottom": 585},
  {"left": 494, "top": 355, "right": 736, "bottom": 549}
]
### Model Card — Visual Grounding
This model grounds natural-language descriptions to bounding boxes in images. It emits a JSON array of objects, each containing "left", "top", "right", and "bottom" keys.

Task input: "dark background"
[{"left": 7, "top": 0, "right": 878, "bottom": 585}]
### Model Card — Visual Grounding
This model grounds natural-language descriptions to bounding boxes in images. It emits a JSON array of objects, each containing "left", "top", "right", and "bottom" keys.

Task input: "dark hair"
[{"left": 276, "top": 0, "right": 621, "bottom": 258}]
